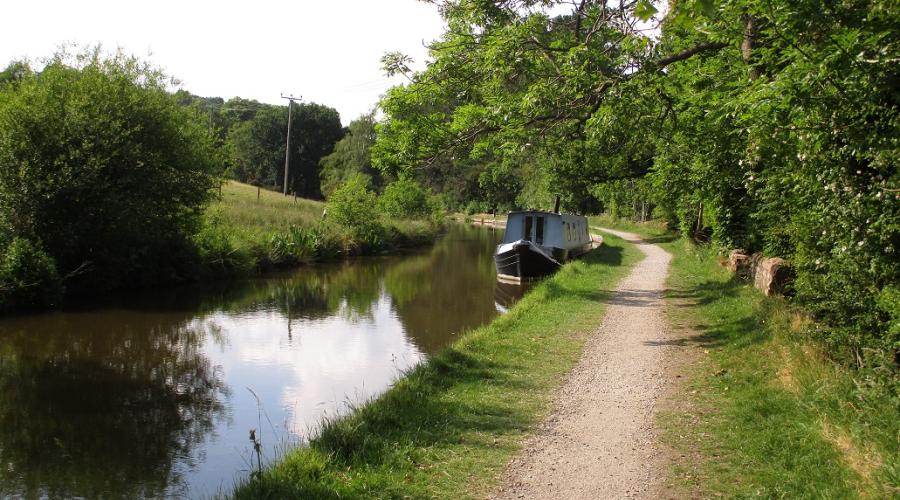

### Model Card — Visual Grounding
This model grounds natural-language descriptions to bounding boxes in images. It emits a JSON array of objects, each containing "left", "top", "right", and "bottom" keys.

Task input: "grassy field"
[
  {"left": 196, "top": 181, "right": 439, "bottom": 274},
  {"left": 589, "top": 216, "right": 898, "bottom": 498},
  {"left": 211, "top": 181, "right": 325, "bottom": 234},
  {"left": 232, "top": 234, "right": 643, "bottom": 498}
]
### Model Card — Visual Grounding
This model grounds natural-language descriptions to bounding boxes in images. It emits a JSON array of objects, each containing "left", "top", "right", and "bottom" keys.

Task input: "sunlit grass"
[
  {"left": 231, "top": 234, "right": 643, "bottom": 499},
  {"left": 212, "top": 182, "right": 323, "bottom": 228},
  {"left": 197, "top": 181, "right": 440, "bottom": 273}
]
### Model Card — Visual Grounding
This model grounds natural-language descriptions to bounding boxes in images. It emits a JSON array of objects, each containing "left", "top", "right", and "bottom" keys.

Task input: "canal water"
[{"left": 0, "top": 224, "right": 527, "bottom": 498}]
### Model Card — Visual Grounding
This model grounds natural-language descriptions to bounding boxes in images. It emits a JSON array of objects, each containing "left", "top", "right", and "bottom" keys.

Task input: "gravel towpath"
[{"left": 493, "top": 227, "right": 674, "bottom": 499}]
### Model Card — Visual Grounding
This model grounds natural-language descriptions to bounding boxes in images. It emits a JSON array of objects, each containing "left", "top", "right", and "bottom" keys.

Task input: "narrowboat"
[{"left": 494, "top": 205, "right": 592, "bottom": 282}]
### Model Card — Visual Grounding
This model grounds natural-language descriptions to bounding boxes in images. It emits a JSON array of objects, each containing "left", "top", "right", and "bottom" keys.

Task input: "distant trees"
[
  {"left": 223, "top": 100, "right": 342, "bottom": 199},
  {"left": 227, "top": 106, "right": 287, "bottom": 187},
  {"left": 319, "top": 111, "right": 385, "bottom": 196},
  {"left": 0, "top": 50, "right": 219, "bottom": 298}
]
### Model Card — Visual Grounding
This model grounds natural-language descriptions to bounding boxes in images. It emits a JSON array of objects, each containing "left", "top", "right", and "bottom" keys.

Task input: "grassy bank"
[
  {"left": 196, "top": 181, "right": 439, "bottom": 275},
  {"left": 590, "top": 216, "right": 898, "bottom": 498},
  {"left": 232, "top": 233, "right": 642, "bottom": 498}
]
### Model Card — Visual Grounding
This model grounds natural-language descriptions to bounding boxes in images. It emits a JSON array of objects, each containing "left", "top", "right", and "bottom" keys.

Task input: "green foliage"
[
  {"left": 0, "top": 238, "right": 62, "bottom": 310},
  {"left": 192, "top": 211, "right": 254, "bottom": 274},
  {"left": 643, "top": 0, "right": 899, "bottom": 365},
  {"left": 326, "top": 174, "right": 385, "bottom": 250},
  {"left": 319, "top": 111, "right": 384, "bottom": 197},
  {"left": 201, "top": 181, "right": 436, "bottom": 275},
  {"left": 268, "top": 225, "right": 337, "bottom": 265},
  {"left": 377, "top": 178, "right": 430, "bottom": 218},
  {"left": 374, "top": 0, "right": 899, "bottom": 367},
  {"left": 0, "top": 61, "right": 32, "bottom": 88},
  {"left": 227, "top": 106, "right": 287, "bottom": 188},
  {"left": 0, "top": 48, "right": 218, "bottom": 293},
  {"left": 225, "top": 101, "right": 343, "bottom": 198}
]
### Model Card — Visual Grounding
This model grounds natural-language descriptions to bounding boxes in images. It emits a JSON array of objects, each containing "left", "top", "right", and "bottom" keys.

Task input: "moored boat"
[{"left": 494, "top": 204, "right": 592, "bottom": 282}]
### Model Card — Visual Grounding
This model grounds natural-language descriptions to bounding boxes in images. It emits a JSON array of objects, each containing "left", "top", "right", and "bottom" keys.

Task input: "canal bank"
[{"left": 232, "top": 232, "right": 643, "bottom": 498}]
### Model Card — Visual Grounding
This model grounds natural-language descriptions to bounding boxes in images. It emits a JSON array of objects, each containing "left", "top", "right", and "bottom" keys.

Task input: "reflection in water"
[
  {"left": 0, "top": 313, "right": 228, "bottom": 498},
  {"left": 0, "top": 224, "right": 516, "bottom": 498}
]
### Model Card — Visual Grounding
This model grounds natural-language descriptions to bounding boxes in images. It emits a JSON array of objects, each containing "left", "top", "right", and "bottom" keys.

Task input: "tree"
[
  {"left": 378, "top": 178, "right": 430, "bottom": 218},
  {"left": 289, "top": 102, "right": 344, "bottom": 198},
  {"left": 374, "top": 0, "right": 899, "bottom": 365},
  {"left": 226, "top": 106, "right": 286, "bottom": 187},
  {"left": 372, "top": 0, "right": 720, "bottom": 211},
  {"left": 225, "top": 101, "right": 343, "bottom": 198},
  {"left": 0, "top": 60, "right": 32, "bottom": 87},
  {"left": 0, "top": 49, "right": 219, "bottom": 293},
  {"left": 319, "top": 111, "right": 384, "bottom": 197}
]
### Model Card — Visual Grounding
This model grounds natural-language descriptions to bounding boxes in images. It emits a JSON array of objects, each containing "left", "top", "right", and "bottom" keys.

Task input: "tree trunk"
[
  {"left": 696, "top": 202, "right": 704, "bottom": 236},
  {"left": 742, "top": 13, "right": 760, "bottom": 81}
]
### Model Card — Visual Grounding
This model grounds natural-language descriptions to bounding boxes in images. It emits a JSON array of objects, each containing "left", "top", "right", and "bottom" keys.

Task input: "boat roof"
[{"left": 507, "top": 210, "right": 583, "bottom": 217}]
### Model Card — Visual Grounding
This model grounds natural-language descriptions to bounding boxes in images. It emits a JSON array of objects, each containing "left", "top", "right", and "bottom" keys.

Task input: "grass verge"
[
  {"left": 196, "top": 181, "right": 440, "bottom": 275},
  {"left": 591, "top": 216, "right": 898, "bottom": 498},
  {"left": 231, "top": 233, "right": 642, "bottom": 499}
]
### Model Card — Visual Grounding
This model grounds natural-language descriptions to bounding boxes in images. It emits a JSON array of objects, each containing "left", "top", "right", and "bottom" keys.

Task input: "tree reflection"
[
  {"left": 199, "top": 261, "right": 386, "bottom": 323},
  {"left": 385, "top": 225, "right": 501, "bottom": 353},
  {"left": 0, "top": 314, "right": 228, "bottom": 498}
]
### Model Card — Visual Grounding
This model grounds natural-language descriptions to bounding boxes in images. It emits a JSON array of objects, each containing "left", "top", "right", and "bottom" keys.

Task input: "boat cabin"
[{"left": 502, "top": 210, "right": 592, "bottom": 261}]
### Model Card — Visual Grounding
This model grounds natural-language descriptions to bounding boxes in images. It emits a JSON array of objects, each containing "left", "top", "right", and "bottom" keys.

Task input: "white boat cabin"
[{"left": 502, "top": 210, "right": 591, "bottom": 253}]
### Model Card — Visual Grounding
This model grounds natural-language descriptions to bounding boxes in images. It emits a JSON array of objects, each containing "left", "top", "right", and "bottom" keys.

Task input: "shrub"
[
  {"left": 0, "top": 49, "right": 218, "bottom": 293},
  {"left": 192, "top": 212, "right": 253, "bottom": 274},
  {"left": 378, "top": 178, "right": 430, "bottom": 218},
  {"left": 0, "top": 238, "right": 62, "bottom": 310},
  {"left": 268, "top": 225, "right": 332, "bottom": 265},
  {"left": 327, "top": 174, "right": 384, "bottom": 250}
]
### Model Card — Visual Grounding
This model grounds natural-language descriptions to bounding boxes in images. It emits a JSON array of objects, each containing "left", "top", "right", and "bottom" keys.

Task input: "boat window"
[
  {"left": 523, "top": 215, "right": 533, "bottom": 241},
  {"left": 566, "top": 223, "right": 571, "bottom": 241},
  {"left": 535, "top": 216, "right": 544, "bottom": 245}
]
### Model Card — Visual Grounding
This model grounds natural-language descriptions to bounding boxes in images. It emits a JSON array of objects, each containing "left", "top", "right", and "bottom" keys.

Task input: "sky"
[{"left": 1, "top": 0, "right": 447, "bottom": 125}]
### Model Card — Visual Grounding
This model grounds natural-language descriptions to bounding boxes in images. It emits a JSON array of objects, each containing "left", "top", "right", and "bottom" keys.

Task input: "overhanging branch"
[{"left": 653, "top": 41, "right": 729, "bottom": 69}]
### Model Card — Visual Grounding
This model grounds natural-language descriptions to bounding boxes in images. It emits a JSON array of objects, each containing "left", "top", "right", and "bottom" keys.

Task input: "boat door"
[{"left": 522, "top": 214, "right": 546, "bottom": 244}]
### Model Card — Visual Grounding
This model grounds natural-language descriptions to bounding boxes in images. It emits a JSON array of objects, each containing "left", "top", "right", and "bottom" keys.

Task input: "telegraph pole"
[{"left": 280, "top": 93, "right": 302, "bottom": 196}]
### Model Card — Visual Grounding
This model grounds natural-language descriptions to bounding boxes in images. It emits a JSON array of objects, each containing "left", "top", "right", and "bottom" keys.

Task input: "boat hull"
[{"left": 494, "top": 241, "right": 561, "bottom": 281}]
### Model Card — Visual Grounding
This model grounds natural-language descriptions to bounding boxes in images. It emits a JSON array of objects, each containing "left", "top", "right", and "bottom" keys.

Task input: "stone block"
[
  {"left": 727, "top": 249, "right": 751, "bottom": 278},
  {"left": 752, "top": 255, "right": 792, "bottom": 296}
]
